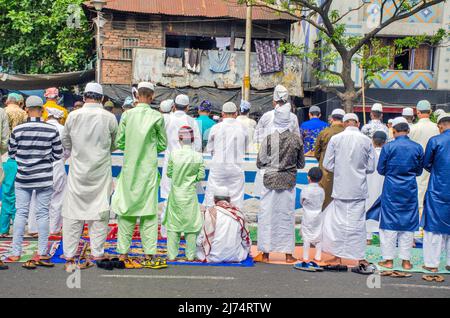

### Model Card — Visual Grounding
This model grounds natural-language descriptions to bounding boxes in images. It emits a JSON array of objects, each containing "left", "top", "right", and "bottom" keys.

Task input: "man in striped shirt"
[{"left": 7, "top": 96, "right": 63, "bottom": 267}]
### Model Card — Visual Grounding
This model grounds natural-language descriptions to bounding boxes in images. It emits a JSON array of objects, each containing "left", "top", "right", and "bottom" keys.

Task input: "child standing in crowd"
[
  {"left": 296, "top": 167, "right": 325, "bottom": 271},
  {"left": 7, "top": 96, "right": 63, "bottom": 269},
  {"left": 163, "top": 126, "right": 205, "bottom": 261},
  {"left": 366, "top": 131, "right": 387, "bottom": 244}
]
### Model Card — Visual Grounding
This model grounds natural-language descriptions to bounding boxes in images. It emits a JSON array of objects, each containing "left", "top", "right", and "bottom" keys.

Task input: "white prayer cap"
[
  {"left": 160, "top": 99, "right": 174, "bottom": 113},
  {"left": 309, "top": 106, "right": 321, "bottom": 113},
  {"left": 402, "top": 107, "right": 414, "bottom": 116},
  {"left": 388, "top": 119, "right": 394, "bottom": 124},
  {"left": 214, "top": 186, "right": 230, "bottom": 197},
  {"left": 371, "top": 103, "right": 383, "bottom": 112},
  {"left": 175, "top": 94, "right": 189, "bottom": 106},
  {"left": 222, "top": 102, "right": 237, "bottom": 113},
  {"left": 331, "top": 108, "right": 345, "bottom": 116},
  {"left": 392, "top": 116, "right": 408, "bottom": 128},
  {"left": 437, "top": 112, "right": 450, "bottom": 124},
  {"left": 343, "top": 113, "right": 359, "bottom": 122},
  {"left": 84, "top": 82, "right": 103, "bottom": 95},
  {"left": 416, "top": 100, "right": 431, "bottom": 111},
  {"left": 25, "top": 96, "right": 44, "bottom": 108},
  {"left": 138, "top": 81, "right": 155, "bottom": 91},
  {"left": 47, "top": 107, "right": 64, "bottom": 119},
  {"left": 273, "top": 84, "right": 289, "bottom": 102},
  {"left": 434, "top": 109, "right": 445, "bottom": 117}
]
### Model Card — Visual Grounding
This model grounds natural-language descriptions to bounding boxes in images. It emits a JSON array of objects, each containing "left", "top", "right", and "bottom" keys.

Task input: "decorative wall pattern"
[
  {"left": 365, "top": 1, "right": 443, "bottom": 23},
  {"left": 371, "top": 70, "right": 434, "bottom": 89}
]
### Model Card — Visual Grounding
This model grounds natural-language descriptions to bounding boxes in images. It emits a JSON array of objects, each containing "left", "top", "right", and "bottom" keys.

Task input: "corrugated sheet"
[{"left": 85, "top": 0, "right": 295, "bottom": 21}]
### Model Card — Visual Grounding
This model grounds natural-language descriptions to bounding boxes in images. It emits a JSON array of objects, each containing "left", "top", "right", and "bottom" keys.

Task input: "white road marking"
[
  {"left": 386, "top": 283, "right": 450, "bottom": 290},
  {"left": 101, "top": 274, "right": 235, "bottom": 280}
]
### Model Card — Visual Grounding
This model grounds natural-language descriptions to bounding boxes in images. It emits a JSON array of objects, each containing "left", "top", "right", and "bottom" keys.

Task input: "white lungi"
[
  {"left": 322, "top": 199, "right": 367, "bottom": 260},
  {"left": 423, "top": 231, "right": 450, "bottom": 268},
  {"left": 379, "top": 229, "right": 414, "bottom": 261},
  {"left": 62, "top": 215, "right": 109, "bottom": 259},
  {"left": 257, "top": 186, "right": 296, "bottom": 254}
]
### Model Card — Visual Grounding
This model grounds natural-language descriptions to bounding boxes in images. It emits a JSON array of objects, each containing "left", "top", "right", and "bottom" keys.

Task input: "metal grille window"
[{"left": 122, "top": 38, "right": 139, "bottom": 60}]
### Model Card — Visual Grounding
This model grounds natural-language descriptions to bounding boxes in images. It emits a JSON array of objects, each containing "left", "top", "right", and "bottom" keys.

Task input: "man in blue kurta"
[
  {"left": 300, "top": 106, "right": 328, "bottom": 156},
  {"left": 422, "top": 113, "right": 450, "bottom": 272},
  {"left": 376, "top": 117, "right": 424, "bottom": 270}
]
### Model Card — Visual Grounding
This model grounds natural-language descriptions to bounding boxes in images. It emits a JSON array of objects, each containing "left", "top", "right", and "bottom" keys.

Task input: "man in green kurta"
[
  {"left": 111, "top": 82, "right": 167, "bottom": 269},
  {"left": 163, "top": 126, "right": 205, "bottom": 261},
  {"left": 314, "top": 108, "right": 345, "bottom": 210}
]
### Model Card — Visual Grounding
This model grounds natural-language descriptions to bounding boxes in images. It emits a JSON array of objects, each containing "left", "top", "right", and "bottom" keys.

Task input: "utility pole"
[
  {"left": 92, "top": 1, "right": 106, "bottom": 83},
  {"left": 243, "top": 4, "right": 252, "bottom": 101}
]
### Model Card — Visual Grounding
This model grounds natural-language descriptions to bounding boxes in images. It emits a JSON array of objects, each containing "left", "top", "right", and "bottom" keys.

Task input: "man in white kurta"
[
  {"left": 204, "top": 102, "right": 248, "bottom": 209},
  {"left": 197, "top": 187, "right": 251, "bottom": 263},
  {"left": 409, "top": 100, "right": 439, "bottom": 217},
  {"left": 236, "top": 100, "right": 257, "bottom": 154},
  {"left": 61, "top": 83, "right": 118, "bottom": 264},
  {"left": 322, "top": 113, "right": 376, "bottom": 265},
  {"left": 365, "top": 131, "right": 387, "bottom": 243}
]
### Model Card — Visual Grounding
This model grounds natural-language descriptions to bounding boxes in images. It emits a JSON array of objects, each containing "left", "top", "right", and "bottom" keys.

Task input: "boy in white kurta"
[{"left": 300, "top": 167, "right": 325, "bottom": 264}]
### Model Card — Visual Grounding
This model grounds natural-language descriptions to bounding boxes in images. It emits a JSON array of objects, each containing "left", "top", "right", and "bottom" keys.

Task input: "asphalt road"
[{"left": 1, "top": 262, "right": 449, "bottom": 298}]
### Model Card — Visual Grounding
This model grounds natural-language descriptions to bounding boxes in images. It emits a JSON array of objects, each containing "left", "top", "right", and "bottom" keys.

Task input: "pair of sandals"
[
  {"left": 422, "top": 274, "right": 445, "bottom": 283},
  {"left": 23, "top": 257, "right": 54, "bottom": 270},
  {"left": 380, "top": 271, "right": 412, "bottom": 278},
  {"left": 64, "top": 258, "right": 96, "bottom": 272},
  {"left": 97, "top": 258, "right": 125, "bottom": 270},
  {"left": 293, "top": 261, "right": 323, "bottom": 272}
]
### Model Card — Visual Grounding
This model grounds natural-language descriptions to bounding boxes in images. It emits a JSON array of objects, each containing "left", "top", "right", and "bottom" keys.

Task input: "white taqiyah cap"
[
  {"left": 222, "top": 102, "right": 237, "bottom": 113},
  {"left": 175, "top": 94, "right": 189, "bottom": 106},
  {"left": 392, "top": 116, "right": 408, "bottom": 127},
  {"left": 25, "top": 96, "right": 44, "bottom": 108},
  {"left": 371, "top": 103, "right": 383, "bottom": 112},
  {"left": 273, "top": 84, "right": 289, "bottom": 102},
  {"left": 402, "top": 107, "right": 414, "bottom": 116},
  {"left": 331, "top": 108, "right": 345, "bottom": 116},
  {"left": 416, "top": 100, "right": 431, "bottom": 111},
  {"left": 160, "top": 99, "right": 174, "bottom": 113},
  {"left": 434, "top": 109, "right": 445, "bottom": 117},
  {"left": 388, "top": 119, "right": 394, "bottom": 124},
  {"left": 214, "top": 186, "right": 230, "bottom": 197},
  {"left": 47, "top": 107, "right": 64, "bottom": 119},
  {"left": 137, "top": 82, "right": 155, "bottom": 91},
  {"left": 84, "top": 82, "right": 103, "bottom": 95},
  {"left": 343, "top": 113, "right": 359, "bottom": 122},
  {"left": 437, "top": 112, "right": 450, "bottom": 124}
]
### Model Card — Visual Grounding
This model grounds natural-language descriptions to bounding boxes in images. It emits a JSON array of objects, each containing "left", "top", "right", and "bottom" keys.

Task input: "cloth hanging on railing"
[
  {"left": 187, "top": 49, "right": 202, "bottom": 74},
  {"left": 208, "top": 50, "right": 231, "bottom": 73}
]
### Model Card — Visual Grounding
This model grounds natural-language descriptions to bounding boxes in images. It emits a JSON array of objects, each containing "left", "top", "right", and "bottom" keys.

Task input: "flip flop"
[
  {"left": 422, "top": 265, "right": 438, "bottom": 273},
  {"left": 148, "top": 257, "right": 168, "bottom": 269},
  {"left": 351, "top": 263, "right": 377, "bottom": 275},
  {"left": 422, "top": 275, "right": 445, "bottom": 282},
  {"left": 380, "top": 271, "right": 394, "bottom": 276},
  {"left": 390, "top": 271, "right": 412, "bottom": 278},
  {"left": 110, "top": 258, "right": 125, "bottom": 269},
  {"left": 123, "top": 258, "right": 143, "bottom": 269},
  {"left": 0, "top": 260, "right": 8, "bottom": 270},
  {"left": 293, "top": 262, "right": 316, "bottom": 272},
  {"left": 35, "top": 258, "right": 55, "bottom": 268},
  {"left": 78, "top": 258, "right": 94, "bottom": 270},
  {"left": 323, "top": 264, "right": 348, "bottom": 272},
  {"left": 22, "top": 260, "right": 37, "bottom": 270},
  {"left": 96, "top": 259, "right": 114, "bottom": 271},
  {"left": 308, "top": 261, "right": 324, "bottom": 272}
]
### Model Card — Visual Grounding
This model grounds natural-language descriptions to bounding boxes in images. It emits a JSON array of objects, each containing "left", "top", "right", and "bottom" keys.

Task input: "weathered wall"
[{"left": 133, "top": 48, "right": 303, "bottom": 96}]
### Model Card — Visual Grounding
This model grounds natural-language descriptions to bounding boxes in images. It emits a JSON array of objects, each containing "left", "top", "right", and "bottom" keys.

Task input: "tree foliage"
[
  {"left": 0, "top": 0, "right": 93, "bottom": 74},
  {"left": 242, "top": 0, "right": 449, "bottom": 111}
]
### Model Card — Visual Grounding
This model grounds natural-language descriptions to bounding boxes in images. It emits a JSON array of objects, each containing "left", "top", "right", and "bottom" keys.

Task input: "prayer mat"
[
  {"left": 51, "top": 238, "right": 254, "bottom": 267},
  {"left": 0, "top": 240, "right": 60, "bottom": 263},
  {"left": 365, "top": 245, "right": 450, "bottom": 274}
]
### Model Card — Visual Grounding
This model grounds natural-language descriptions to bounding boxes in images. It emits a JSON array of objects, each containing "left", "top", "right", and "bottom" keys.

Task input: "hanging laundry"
[
  {"left": 208, "top": 50, "right": 231, "bottom": 73},
  {"left": 215, "top": 37, "right": 231, "bottom": 49},
  {"left": 164, "top": 48, "right": 185, "bottom": 67},
  {"left": 234, "top": 38, "right": 245, "bottom": 50},
  {"left": 186, "top": 49, "right": 202, "bottom": 74},
  {"left": 254, "top": 40, "right": 284, "bottom": 74}
]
